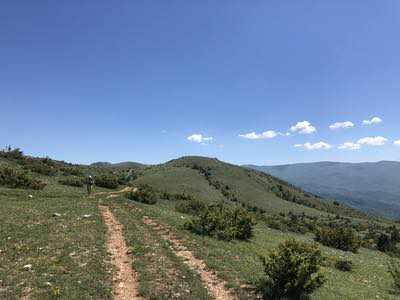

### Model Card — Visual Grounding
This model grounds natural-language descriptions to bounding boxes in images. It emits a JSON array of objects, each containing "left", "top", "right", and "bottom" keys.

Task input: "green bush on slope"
[
  {"left": 315, "top": 226, "right": 361, "bottom": 253},
  {"left": 125, "top": 184, "right": 157, "bottom": 204},
  {"left": 94, "top": 174, "right": 119, "bottom": 189},
  {"left": 175, "top": 195, "right": 207, "bottom": 215},
  {"left": 259, "top": 239, "right": 326, "bottom": 299},
  {"left": 184, "top": 203, "right": 255, "bottom": 241}
]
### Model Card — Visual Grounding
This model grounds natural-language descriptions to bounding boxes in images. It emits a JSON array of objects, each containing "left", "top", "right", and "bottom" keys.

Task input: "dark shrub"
[
  {"left": 175, "top": 196, "right": 206, "bottom": 215},
  {"left": 390, "top": 226, "right": 400, "bottom": 243},
  {"left": 58, "top": 176, "right": 84, "bottom": 187},
  {"left": 389, "top": 259, "right": 400, "bottom": 293},
  {"left": 117, "top": 173, "right": 129, "bottom": 185},
  {"left": 259, "top": 240, "right": 325, "bottom": 299},
  {"left": 184, "top": 203, "right": 255, "bottom": 241},
  {"left": 60, "top": 167, "right": 84, "bottom": 177},
  {"left": 0, "top": 167, "right": 46, "bottom": 190},
  {"left": 377, "top": 234, "right": 395, "bottom": 252},
  {"left": 335, "top": 260, "right": 353, "bottom": 272},
  {"left": 94, "top": 174, "right": 119, "bottom": 189},
  {"left": 125, "top": 184, "right": 157, "bottom": 204},
  {"left": 0, "top": 147, "right": 24, "bottom": 160},
  {"left": 315, "top": 226, "right": 361, "bottom": 253}
]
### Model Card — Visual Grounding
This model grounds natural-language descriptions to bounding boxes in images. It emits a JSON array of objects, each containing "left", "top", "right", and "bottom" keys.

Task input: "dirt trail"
[
  {"left": 99, "top": 205, "right": 141, "bottom": 300},
  {"left": 92, "top": 187, "right": 137, "bottom": 198},
  {"left": 142, "top": 216, "right": 236, "bottom": 300}
]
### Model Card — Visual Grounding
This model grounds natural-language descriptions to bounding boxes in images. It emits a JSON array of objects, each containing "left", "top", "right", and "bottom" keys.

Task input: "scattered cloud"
[
  {"left": 329, "top": 121, "right": 354, "bottom": 130},
  {"left": 290, "top": 121, "right": 316, "bottom": 134},
  {"left": 187, "top": 134, "right": 213, "bottom": 145},
  {"left": 362, "top": 117, "right": 382, "bottom": 126},
  {"left": 294, "top": 142, "right": 332, "bottom": 150},
  {"left": 338, "top": 142, "right": 361, "bottom": 150},
  {"left": 357, "top": 136, "right": 388, "bottom": 146},
  {"left": 394, "top": 140, "right": 400, "bottom": 146},
  {"left": 239, "top": 130, "right": 278, "bottom": 140}
]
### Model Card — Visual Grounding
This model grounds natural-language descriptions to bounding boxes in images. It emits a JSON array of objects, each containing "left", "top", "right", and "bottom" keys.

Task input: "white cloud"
[
  {"left": 329, "top": 121, "right": 354, "bottom": 130},
  {"left": 338, "top": 142, "right": 361, "bottom": 150},
  {"left": 294, "top": 142, "right": 332, "bottom": 150},
  {"left": 394, "top": 140, "right": 400, "bottom": 146},
  {"left": 239, "top": 130, "right": 278, "bottom": 140},
  {"left": 357, "top": 136, "right": 388, "bottom": 146},
  {"left": 290, "top": 121, "right": 316, "bottom": 134},
  {"left": 187, "top": 134, "right": 213, "bottom": 144},
  {"left": 362, "top": 117, "right": 382, "bottom": 126}
]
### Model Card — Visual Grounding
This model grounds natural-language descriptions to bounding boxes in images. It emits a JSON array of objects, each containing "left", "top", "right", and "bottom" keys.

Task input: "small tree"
[{"left": 259, "top": 240, "right": 325, "bottom": 299}]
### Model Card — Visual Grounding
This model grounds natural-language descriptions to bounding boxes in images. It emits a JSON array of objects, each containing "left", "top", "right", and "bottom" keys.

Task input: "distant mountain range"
[
  {"left": 246, "top": 161, "right": 400, "bottom": 219},
  {"left": 90, "top": 161, "right": 146, "bottom": 169}
]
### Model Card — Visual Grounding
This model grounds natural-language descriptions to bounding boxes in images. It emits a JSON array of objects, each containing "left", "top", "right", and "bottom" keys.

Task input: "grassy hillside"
[
  {"left": 247, "top": 161, "right": 400, "bottom": 219},
  {"left": 159, "top": 156, "right": 369, "bottom": 219},
  {"left": 1, "top": 149, "right": 400, "bottom": 299}
]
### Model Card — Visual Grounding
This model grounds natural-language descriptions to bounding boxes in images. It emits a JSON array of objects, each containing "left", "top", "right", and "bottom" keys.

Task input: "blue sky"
[{"left": 1, "top": 1, "right": 400, "bottom": 165}]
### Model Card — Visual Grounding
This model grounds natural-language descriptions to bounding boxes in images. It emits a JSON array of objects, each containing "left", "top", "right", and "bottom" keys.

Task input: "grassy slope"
[
  {"left": 1, "top": 154, "right": 399, "bottom": 299},
  {"left": 133, "top": 166, "right": 226, "bottom": 203},
  {"left": 129, "top": 199, "right": 398, "bottom": 300},
  {"left": 0, "top": 182, "right": 113, "bottom": 299}
]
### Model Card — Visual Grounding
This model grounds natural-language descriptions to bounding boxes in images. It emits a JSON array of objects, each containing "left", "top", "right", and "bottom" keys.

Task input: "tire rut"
[
  {"left": 100, "top": 205, "right": 141, "bottom": 300},
  {"left": 142, "top": 216, "right": 237, "bottom": 300}
]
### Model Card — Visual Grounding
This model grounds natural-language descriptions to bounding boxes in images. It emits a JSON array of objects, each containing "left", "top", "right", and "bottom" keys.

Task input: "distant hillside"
[
  {"left": 246, "top": 161, "right": 400, "bottom": 219},
  {"left": 91, "top": 161, "right": 146, "bottom": 169}
]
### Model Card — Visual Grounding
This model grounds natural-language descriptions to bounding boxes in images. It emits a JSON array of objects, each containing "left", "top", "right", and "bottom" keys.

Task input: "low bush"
[
  {"left": 259, "top": 240, "right": 325, "bottom": 299},
  {"left": 264, "top": 213, "right": 317, "bottom": 235},
  {"left": 315, "top": 226, "right": 361, "bottom": 253},
  {"left": 58, "top": 176, "right": 84, "bottom": 187},
  {"left": 125, "top": 184, "right": 157, "bottom": 204},
  {"left": 377, "top": 233, "right": 396, "bottom": 253},
  {"left": 184, "top": 203, "right": 255, "bottom": 241},
  {"left": 94, "top": 174, "right": 119, "bottom": 189},
  {"left": 0, "top": 167, "right": 46, "bottom": 190},
  {"left": 335, "top": 260, "right": 353, "bottom": 272},
  {"left": 24, "top": 161, "right": 57, "bottom": 176},
  {"left": 175, "top": 195, "right": 207, "bottom": 215},
  {"left": 19, "top": 157, "right": 58, "bottom": 176},
  {"left": 60, "top": 167, "right": 84, "bottom": 177}
]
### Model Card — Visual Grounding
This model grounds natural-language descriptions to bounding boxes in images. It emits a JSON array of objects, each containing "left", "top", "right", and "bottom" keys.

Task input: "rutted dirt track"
[
  {"left": 142, "top": 216, "right": 237, "bottom": 300},
  {"left": 99, "top": 205, "right": 141, "bottom": 300}
]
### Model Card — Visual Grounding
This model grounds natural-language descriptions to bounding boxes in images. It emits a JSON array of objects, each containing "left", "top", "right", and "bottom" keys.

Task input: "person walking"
[{"left": 86, "top": 175, "right": 94, "bottom": 195}]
